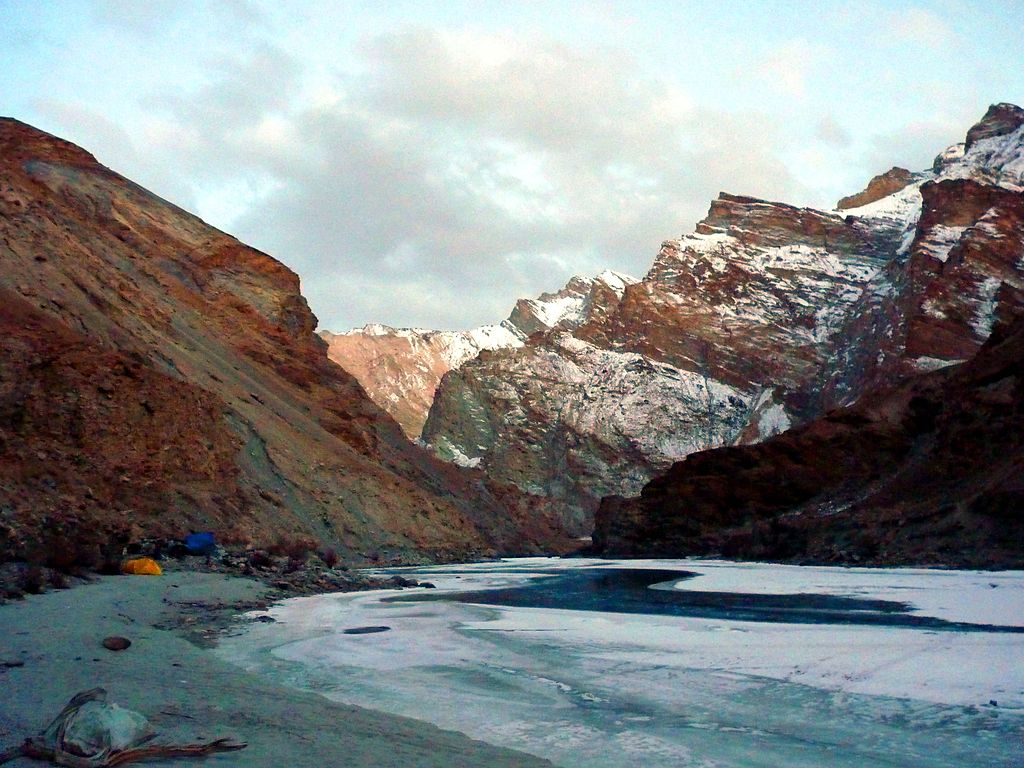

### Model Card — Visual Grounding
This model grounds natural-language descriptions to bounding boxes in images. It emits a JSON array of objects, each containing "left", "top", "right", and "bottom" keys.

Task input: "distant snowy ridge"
[
  {"left": 320, "top": 269, "right": 637, "bottom": 438},
  {"left": 423, "top": 103, "right": 1024, "bottom": 532}
]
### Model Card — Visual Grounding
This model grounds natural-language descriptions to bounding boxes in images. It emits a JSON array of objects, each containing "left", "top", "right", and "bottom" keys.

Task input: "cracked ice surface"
[{"left": 218, "top": 558, "right": 1024, "bottom": 768}]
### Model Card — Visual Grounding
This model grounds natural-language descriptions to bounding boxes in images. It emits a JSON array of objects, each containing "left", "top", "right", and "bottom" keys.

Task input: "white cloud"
[
  {"left": 816, "top": 115, "right": 851, "bottom": 147},
  {"left": 88, "top": 27, "right": 804, "bottom": 331},
  {"left": 890, "top": 8, "right": 954, "bottom": 49},
  {"left": 756, "top": 40, "right": 824, "bottom": 101}
]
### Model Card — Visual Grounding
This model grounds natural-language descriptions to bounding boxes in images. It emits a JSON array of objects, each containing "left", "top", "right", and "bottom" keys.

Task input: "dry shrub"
[
  {"left": 19, "top": 565, "right": 46, "bottom": 594},
  {"left": 248, "top": 550, "right": 274, "bottom": 570},
  {"left": 267, "top": 536, "right": 316, "bottom": 561},
  {"left": 319, "top": 547, "right": 339, "bottom": 568}
]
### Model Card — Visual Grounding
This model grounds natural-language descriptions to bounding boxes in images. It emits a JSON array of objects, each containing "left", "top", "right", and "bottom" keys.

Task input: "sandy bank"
[{"left": 0, "top": 572, "right": 551, "bottom": 767}]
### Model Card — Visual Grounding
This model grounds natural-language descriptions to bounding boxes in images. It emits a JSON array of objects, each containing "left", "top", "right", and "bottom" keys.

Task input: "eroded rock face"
[
  {"left": 836, "top": 167, "right": 914, "bottom": 210},
  {"left": 0, "top": 118, "right": 571, "bottom": 563},
  {"left": 592, "top": 106, "right": 1024, "bottom": 566},
  {"left": 424, "top": 188, "right": 902, "bottom": 525},
  {"left": 319, "top": 323, "right": 522, "bottom": 440},
  {"left": 423, "top": 191, "right": 898, "bottom": 529},
  {"left": 965, "top": 102, "right": 1024, "bottom": 151},
  {"left": 424, "top": 105, "right": 1024, "bottom": 537},
  {"left": 593, "top": 314, "right": 1024, "bottom": 568},
  {"left": 424, "top": 333, "right": 759, "bottom": 533},
  {"left": 823, "top": 170, "right": 1024, "bottom": 408},
  {"left": 321, "top": 271, "right": 636, "bottom": 439}
]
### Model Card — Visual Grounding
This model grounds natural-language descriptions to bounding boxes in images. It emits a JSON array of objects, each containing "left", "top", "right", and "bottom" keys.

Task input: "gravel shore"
[{"left": 0, "top": 571, "right": 551, "bottom": 766}]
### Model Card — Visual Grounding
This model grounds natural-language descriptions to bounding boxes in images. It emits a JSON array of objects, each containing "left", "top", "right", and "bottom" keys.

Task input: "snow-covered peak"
[
  {"left": 938, "top": 122, "right": 1024, "bottom": 191},
  {"left": 339, "top": 322, "right": 434, "bottom": 339},
  {"left": 435, "top": 322, "right": 525, "bottom": 368},
  {"left": 932, "top": 142, "right": 966, "bottom": 172},
  {"left": 506, "top": 269, "right": 638, "bottom": 336},
  {"left": 518, "top": 290, "right": 589, "bottom": 329},
  {"left": 594, "top": 269, "right": 638, "bottom": 295}
]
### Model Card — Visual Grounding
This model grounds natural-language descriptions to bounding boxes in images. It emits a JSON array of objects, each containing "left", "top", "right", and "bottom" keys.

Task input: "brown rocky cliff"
[
  {"left": 836, "top": 167, "right": 914, "bottom": 210},
  {"left": 593, "top": 312, "right": 1024, "bottom": 567},
  {"left": 321, "top": 271, "right": 635, "bottom": 440},
  {"left": 965, "top": 103, "right": 1024, "bottom": 150},
  {"left": 0, "top": 118, "right": 571, "bottom": 562},
  {"left": 319, "top": 328, "right": 459, "bottom": 439},
  {"left": 822, "top": 178, "right": 1024, "bottom": 407},
  {"left": 578, "top": 192, "right": 894, "bottom": 407},
  {"left": 424, "top": 191, "right": 903, "bottom": 533}
]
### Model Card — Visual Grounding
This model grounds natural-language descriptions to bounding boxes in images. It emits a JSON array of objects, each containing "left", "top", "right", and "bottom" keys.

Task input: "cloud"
[
  {"left": 864, "top": 115, "right": 970, "bottom": 175},
  {"left": 29, "top": 23, "right": 808, "bottom": 331},
  {"left": 755, "top": 40, "right": 824, "bottom": 101},
  {"left": 816, "top": 115, "right": 851, "bottom": 147},
  {"left": 889, "top": 8, "right": 954, "bottom": 49},
  {"left": 90, "top": 0, "right": 183, "bottom": 33},
  {"left": 108, "top": 28, "right": 805, "bottom": 330}
]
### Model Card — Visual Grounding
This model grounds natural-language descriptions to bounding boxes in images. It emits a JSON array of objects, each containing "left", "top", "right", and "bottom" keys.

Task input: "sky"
[{"left": 2, "top": 1, "right": 1022, "bottom": 331}]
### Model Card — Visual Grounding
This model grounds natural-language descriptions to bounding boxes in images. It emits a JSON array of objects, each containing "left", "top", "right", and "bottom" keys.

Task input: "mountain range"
[
  {"left": 0, "top": 117, "right": 570, "bottom": 565},
  {"left": 1, "top": 103, "right": 1022, "bottom": 567}
]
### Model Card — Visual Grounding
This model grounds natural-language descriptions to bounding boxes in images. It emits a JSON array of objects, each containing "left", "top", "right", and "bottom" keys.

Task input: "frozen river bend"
[{"left": 218, "top": 559, "right": 1024, "bottom": 767}]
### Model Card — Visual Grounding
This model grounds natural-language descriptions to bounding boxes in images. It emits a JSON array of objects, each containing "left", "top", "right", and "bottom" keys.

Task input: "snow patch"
[
  {"left": 940, "top": 124, "right": 1024, "bottom": 191},
  {"left": 912, "top": 356, "right": 962, "bottom": 372},
  {"left": 972, "top": 277, "right": 1003, "bottom": 339},
  {"left": 918, "top": 225, "right": 967, "bottom": 263},
  {"left": 594, "top": 269, "right": 637, "bottom": 294},
  {"left": 756, "top": 402, "right": 791, "bottom": 439}
]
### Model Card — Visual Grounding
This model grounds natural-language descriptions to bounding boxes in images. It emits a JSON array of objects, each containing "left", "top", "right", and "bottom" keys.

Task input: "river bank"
[{"left": 0, "top": 570, "right": 551, "bottom": 767}]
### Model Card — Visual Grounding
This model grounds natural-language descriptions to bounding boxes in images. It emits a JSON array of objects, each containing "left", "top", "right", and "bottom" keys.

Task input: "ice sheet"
[{"left": 218, "top": 559, "right": 1024, "bottom": 768}]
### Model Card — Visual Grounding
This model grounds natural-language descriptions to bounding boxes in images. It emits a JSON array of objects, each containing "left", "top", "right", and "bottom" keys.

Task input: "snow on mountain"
[
  {"left": 423, "top": 331, "right": 768, "bottom": 533},
  {"left": 424, "top": 104, "right": 1024, "bottom": 532},
  {"left": 823, "top": 103, "right": 1024, "bottom": 407},
  {"left": 320, "top": 270, "right": 636, "bottom": 438}
]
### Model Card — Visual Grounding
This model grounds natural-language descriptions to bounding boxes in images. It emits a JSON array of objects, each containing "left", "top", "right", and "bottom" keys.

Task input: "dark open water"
[{"left": 387, "top": 567, "right": 1024, "bottom": 633}]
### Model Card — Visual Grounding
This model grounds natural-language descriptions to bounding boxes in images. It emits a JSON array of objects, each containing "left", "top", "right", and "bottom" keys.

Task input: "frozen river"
[{"left": 217, "top": 558, "right": 1024, "bottom": 767}]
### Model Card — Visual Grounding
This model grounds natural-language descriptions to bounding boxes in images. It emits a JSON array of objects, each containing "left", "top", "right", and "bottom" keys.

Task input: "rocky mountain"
[
  {"left": 423, "top": 103, "right": 1024, "bottom": 536},
  {"left": 320, "top": 270, "right": 635, "bottom": 438},
  {"left": 593, "top": 311, "right": 1024, "bottom": 568},
  {"left": 0, "top": 118, "right": 572, "bottom": 565},
  {"left": 593, "top": 103, "right": 1024, "bottom": 565}
]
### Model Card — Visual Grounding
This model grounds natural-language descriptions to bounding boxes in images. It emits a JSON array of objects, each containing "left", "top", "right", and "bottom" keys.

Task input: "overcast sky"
[{"left": 3, "top": 1, "right": 1022, "bottom": 331}]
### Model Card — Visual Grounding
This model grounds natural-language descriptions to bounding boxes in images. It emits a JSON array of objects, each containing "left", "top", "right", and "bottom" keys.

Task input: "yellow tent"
[{"left": 121, "top": 557, "right": 162, "bottom": 576}]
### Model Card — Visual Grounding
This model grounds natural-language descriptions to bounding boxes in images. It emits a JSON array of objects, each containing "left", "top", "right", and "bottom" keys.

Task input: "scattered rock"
[
  {"left": 101, "top": 636, "right": 132, "bottom": 651},
  {"left": 388, "top": 575, "right": 420, "bottom": 588}
]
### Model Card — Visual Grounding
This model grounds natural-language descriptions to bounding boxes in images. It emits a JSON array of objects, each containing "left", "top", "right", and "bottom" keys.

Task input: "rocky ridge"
[
  {"left": 0, "top": 118, "right": 572, "bottom": 566},
  {"left": 593, "top": 103, "right": 1024, "bottom": 565},
  {"left": 422, "top": 104, "right": 1024, "bottom": 535},
  {"left": 320, "top": 270, "right": 636, "bottom": 438},
  {"left": 593, "top": 311, "right": 1024, "bottom": 567}
]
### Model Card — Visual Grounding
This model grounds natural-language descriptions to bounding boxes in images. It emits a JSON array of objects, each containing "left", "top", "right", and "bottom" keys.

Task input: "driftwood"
[{"left": 0, "top": 689, "right": 246, "bottom": 766}]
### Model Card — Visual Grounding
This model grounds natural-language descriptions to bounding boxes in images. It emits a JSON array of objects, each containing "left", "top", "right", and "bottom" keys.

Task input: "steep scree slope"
[{"left": 0, "top": 118, "right": 570, "bottom": 563}]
